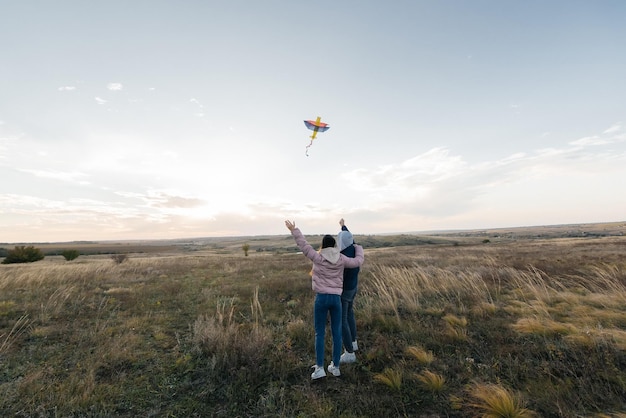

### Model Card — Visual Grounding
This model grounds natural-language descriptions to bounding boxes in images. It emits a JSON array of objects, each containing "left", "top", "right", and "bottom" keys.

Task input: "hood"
[
  {"left": 338, "top": 230, "right": 354, "bottom": 251},
  {"left": 319, "top": 247, "right": 340, "bottom": 264}
]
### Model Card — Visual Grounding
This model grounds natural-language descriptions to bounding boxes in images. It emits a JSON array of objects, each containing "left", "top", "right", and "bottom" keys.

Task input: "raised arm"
[
  {"left": 285, "top": 220, "right": 322, "bottom": 263},
  {"left": 343, "top": 244, "right": 363, "bottom": 268}
]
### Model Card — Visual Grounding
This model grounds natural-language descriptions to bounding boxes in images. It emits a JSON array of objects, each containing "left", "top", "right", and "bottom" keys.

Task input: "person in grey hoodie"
[{"left": 285, "top": 220, "right": 364, "bottom": 380}]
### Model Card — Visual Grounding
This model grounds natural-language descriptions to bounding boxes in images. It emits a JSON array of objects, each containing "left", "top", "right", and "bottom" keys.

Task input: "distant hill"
[{"left": 2, "top": 221, "right": 624, "bottom": 257}]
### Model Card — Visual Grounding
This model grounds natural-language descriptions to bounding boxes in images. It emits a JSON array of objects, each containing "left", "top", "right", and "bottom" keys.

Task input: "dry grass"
[
  {"left": 405, "top": 345, "right": 434, "bottom": 365},
  {"left": 363, "top": 264, "right": 495, "bottom": 320},
  {"left": 504, "top": 264, "right": 626, "bottom": 350},
  {"left": 373, "top": 367, "right": 403, "bottom": 391},
  {"left": 443, "top": 313, "right": 469, "bottom": 341},
  {"left": 468, "top": 383, "right": 537, "bottom": 418},
  {"left": 511, "top": 317, "right": 577, "bottom": 336},
  {"left": 416, "top": 370, "right": 446, "bottom": 393},
  {"left": 0, "top": 314, "right": 30, "bottom": 356},
  {"left": 1, "top": 230, "right": 626, "bottom": 416}
]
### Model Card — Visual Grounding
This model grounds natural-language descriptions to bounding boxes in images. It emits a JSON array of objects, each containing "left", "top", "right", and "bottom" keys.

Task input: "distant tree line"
[
  {"left": 1, "top": 246, "right": 83, "bottom": 264},
  {"left": 1, "top": 246, "right": 45, "bottom": 264}
]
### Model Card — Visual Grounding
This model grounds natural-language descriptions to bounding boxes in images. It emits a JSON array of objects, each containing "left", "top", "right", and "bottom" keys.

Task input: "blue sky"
[{"left": 1, "top": 1, "right": 625, "bottom": 242}]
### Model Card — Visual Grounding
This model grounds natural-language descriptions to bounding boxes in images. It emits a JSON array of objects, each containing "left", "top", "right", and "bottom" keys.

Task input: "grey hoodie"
[{"left": 338, "top": 230, "right": 354, "bottom": 251}]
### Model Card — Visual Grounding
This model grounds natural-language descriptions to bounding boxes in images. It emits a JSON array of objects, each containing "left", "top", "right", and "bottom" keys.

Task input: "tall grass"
[
  {"left": 356, "top": 243, "right": 626, "bottom": 415},
  {"left": 1, "top": 236, "right": 626, "bottom": 416},
  {"left": 361, "top": 264, "right": 494, "bottom": 323},
  {"left": 0, "top": 314, "right": 30, "bottom": 356}
]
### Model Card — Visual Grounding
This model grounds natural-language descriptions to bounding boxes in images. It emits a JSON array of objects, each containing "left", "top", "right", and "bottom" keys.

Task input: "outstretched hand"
[{"left": 285, "top": 220, "right": 296, "bottom": 231}]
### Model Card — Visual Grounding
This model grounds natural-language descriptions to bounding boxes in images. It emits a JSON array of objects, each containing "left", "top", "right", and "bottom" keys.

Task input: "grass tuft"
[
  {"left": 405, "top": 345, "right": 434, "bottom": 365},
  {"left": 468, "top": 383, "right": 537, "bottom": 418},
  {"left": 373, "top": 367, "right": 403, "bottom": 391},
  {"left": 416, "top": 370, "right": 446, "bottom": 393}
]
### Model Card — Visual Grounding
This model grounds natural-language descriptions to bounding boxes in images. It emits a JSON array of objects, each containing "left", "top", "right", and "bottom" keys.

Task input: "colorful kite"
[{"left": 304, "top": 116, "right": 330, "bottom": 156}]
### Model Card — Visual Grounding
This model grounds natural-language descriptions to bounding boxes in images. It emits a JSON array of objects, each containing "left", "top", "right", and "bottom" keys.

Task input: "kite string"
[{"left": 305, "top": 139, "right": 314, "bottom": 156}]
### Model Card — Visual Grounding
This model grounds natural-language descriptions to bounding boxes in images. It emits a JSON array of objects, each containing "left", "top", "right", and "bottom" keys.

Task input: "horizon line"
[{"left": 2, "top": 220, "right": 624, "bottom": 246}]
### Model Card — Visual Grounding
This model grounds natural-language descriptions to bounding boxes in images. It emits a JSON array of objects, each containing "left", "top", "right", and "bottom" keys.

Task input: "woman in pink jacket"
[{"left": 285, "top": 220, "right": 364, "bottom": 380}]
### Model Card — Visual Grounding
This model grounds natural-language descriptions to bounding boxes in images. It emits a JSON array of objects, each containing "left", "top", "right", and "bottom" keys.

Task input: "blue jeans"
[
  {"left": 341, "top": 287, "right": 358, "bottom": 352},
  {"left": 314, "top": 293, "right": 342, "bottom": 367}
]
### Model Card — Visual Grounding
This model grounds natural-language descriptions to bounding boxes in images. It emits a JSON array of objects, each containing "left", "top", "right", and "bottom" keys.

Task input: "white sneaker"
[
  {"left": 352, "top": 340, "right": 359, "bottom": 351},
  {"left": 311, "top": 365, "right": 326, "bottom": 380},
  {"left": 327, "top": 361, "right": 341, "bottom": 377},
  {"left": 340, "top": 351, "right": 356, "bottom": 364}
]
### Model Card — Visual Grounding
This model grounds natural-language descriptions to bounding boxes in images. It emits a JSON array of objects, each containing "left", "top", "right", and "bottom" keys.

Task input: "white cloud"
[
  {"left": 570, "top": 136, "right": 609, "bottom": 146},
  {"left": 603, "top": 123, "right": 621, "bottom": 134},
  {"left": 342, "top": 148, "right": 466, "bottom": 195},
  {"left": 338, "top": 136, "right": 626, "bottom": 228},
  {"left": 569, "top": 123, "right": 626, "bottom": 146},
  {"left": 115, "top": 190, "right": 205, "bottom": 209},
  {"left": 107, "top": 82, "right": 123, "bottom": 91},
  {"left": 18, "top": 168, "right": 90, "bottom": 184},
  {"left": 2, "top": 120, "right": 625, "bottom": 241},
  {"left": 95, "top": 97, "right": 107, "bottom": 105},
  {"left": 190, "top": 98, "right": 205, "bottom": 118},
  {"left": 58, "top": 86, "right": 76, "bottom": 91},
  {"left": 0, "top": 193, "right": 65, "bottom": 209}
]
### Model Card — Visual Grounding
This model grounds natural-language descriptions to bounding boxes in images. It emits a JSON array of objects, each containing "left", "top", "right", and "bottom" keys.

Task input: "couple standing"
[{"left": 285, "top": 218, "right": 362, "bottom": 380}]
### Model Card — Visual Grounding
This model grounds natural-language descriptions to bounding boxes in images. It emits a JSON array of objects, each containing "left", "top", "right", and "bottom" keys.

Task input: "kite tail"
[{"left": 305, "top": 138, "right": 314, "bottom": 156}]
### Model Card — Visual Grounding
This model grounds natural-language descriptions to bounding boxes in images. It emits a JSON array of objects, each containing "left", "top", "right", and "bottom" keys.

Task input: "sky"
[{"left": 1, "top": 1, "right": 625, "bottom": 243}]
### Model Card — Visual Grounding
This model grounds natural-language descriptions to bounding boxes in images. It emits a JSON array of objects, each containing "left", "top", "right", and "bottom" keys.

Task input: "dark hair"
[{"left": 322, "top": 235, "right": 336, "bottom": 249}]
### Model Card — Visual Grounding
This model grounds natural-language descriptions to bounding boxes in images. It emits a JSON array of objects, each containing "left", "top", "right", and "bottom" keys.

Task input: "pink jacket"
[{"left": 291, "top": 228, "right": 364, "bottom": 295}]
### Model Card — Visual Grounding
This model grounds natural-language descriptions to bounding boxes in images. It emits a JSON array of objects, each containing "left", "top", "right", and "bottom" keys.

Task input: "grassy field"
[{"left": 1, "top": 223, "right": 626, "bottom": 417}]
